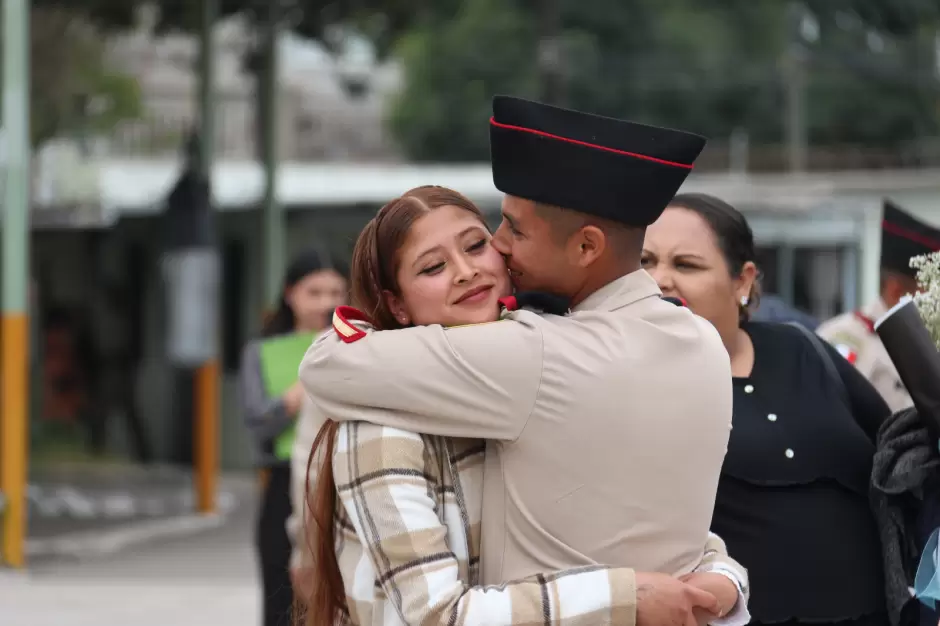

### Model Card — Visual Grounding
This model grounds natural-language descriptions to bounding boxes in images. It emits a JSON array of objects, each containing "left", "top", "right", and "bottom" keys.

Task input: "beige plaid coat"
[{"left": 330, "top": 420, "right": 750, "bottom": 626}]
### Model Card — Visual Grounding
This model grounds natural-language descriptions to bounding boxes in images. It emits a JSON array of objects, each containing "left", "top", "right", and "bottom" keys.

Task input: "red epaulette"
[
  {"left": 332, "top": 306, "right": 372, "bottom": 343},
  {"left": 852, "top": 310, "right": 876, "bottom": 334},
  {"left": 499, "top": 293, "right": 569, "bottom": 315},
  {"left": 498, "top": 296, "right": 518, "bottom": 311}
]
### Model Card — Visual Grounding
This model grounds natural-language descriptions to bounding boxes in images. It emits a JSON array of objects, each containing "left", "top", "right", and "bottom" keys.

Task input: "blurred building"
[{"left": 103, "top": 15, "right": 402, "bottom": 162}]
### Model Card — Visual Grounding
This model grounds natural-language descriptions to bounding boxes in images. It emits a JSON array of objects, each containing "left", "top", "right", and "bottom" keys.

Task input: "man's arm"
[
  {"left": 335, "top": 421, "right": 639, "bottom": 625},
  {"left": 300, "top": 310, "right": 544, "bottom": 441}
]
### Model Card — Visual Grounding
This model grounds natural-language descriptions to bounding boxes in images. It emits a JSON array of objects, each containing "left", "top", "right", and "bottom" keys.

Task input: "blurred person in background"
[
  {"left": 817, "top": 200, "right": 940, "bottom": 413},
  {"left": 643, "top": 192, "right": 892, "bottom": 626},
  {"left": 239, "top": 251, "right": 347, "bottom": 626},
  {"left": 298, "top": 185, "right": 748, "bottom": 626},
  {"left": 750, "top": 293, "right": 819, "bottom": 329}
]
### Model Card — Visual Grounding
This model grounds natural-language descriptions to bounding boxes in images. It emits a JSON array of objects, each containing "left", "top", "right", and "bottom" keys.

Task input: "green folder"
[{"left": 258, "top": 331, "right": 317, "bottom": 460}]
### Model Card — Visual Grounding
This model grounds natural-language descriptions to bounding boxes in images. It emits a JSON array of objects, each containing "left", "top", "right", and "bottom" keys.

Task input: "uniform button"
[
  {"left": 785, "top": 448, "right": 795, "bottom": 459},
  {"left": 744, "top": 385, "right": 754, "bottom": 393},
  {"left": 767, "top": 413, "right": 777, "bottom": 422}
]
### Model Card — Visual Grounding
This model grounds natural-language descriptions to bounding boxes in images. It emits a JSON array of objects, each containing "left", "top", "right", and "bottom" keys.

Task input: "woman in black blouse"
[{"left": 642, "top": 192, "right": 891, "bottom": 626}]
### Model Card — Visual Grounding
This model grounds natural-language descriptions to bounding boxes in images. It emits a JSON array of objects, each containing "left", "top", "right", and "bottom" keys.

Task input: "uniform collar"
[
  {"left": 861, "top": 298, "right": 889, "bottom": 321},
  {"left": 572, "top": 270, "right": 662, "bottom": 313}
]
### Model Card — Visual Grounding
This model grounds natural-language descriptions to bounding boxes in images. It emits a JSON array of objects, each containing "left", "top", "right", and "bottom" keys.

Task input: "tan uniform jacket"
[
  {"left": 300, "top": 271, "right": 734, "bottom": 585},
  {"left": 816, "top": 299, "right": 913, "bottom": 414}
]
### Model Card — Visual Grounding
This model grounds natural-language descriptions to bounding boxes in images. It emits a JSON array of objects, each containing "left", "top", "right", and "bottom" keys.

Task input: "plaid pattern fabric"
[{"left": 330, "top": 421, "right": 750, "bottom": 626}]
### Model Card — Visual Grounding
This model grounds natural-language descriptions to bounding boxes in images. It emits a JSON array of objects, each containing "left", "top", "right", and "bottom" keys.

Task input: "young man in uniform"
[
  {"left": 301, "top": 96, "right": 744, "bottom": 625},
  {"left": 817, "top": 200, "right": 940, "bottom": 413}
]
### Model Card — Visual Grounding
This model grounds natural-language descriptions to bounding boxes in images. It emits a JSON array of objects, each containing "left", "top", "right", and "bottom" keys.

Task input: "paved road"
[{"left": 2, "top": 476, "right": 266, "bottom": 626}]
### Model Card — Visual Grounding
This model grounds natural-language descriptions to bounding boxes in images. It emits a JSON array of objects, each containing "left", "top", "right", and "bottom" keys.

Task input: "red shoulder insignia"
[
  {"left": 852, "top": 311, "right": 876, "bottom": 334},
  {"left": 834, "top": 343, "right": 858, "bottom": 365},
  {"left": 498, "top": 296, "right": 519, "bottom": 311},
  {"left": 332, "top": 306, "right": 372, "bottom": 344}
]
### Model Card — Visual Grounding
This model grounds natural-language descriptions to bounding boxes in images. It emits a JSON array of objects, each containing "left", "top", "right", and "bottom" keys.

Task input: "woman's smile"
[{"left": 454, "top": 284, "right": 494, "bottom": 305}]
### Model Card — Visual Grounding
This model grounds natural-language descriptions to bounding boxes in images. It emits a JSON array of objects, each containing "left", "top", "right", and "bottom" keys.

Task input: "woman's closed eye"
[
  {"left": 467, "top": 239, "right": 487, "bottom": 253},
  {"left": 420, "top": 261, "right": 446, "bottom": 275}
]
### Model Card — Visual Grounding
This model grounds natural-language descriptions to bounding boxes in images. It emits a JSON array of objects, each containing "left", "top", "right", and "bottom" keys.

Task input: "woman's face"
[
  {"left": 286, "top": 269, "right": 348, "bottom": 333},
  {"left": 389, "top": 205, "right": 512, "bottom": 328},
  {"left": 642, "top": 207, "right": 755, "bottom": 338}
]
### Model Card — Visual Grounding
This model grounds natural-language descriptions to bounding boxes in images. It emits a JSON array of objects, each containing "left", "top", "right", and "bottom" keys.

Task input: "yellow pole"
[
  {"left": 1, "top": 316, "right": 28, "bottom": 567},
  {"left": 194, "top": 359, "right": 219, "bottom": 512},
  {"left": 193, "top": 0, "right": 218, "bottom": 514},
  {"left": 1, "top": 0, "right": 31, "bottom": 568}
]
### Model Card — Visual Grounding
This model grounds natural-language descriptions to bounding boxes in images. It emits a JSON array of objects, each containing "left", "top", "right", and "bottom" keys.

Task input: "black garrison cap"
[
  {"left": 881, "top": 199, "right": 940, "bottom": 277},
  {"left": 489, "top": 95, "right": 707, "bottom": 227}
]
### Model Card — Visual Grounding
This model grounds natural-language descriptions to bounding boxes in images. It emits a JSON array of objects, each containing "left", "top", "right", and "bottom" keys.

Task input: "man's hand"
[
  {"left": 679, "top": 572, "right": 738, "bottom": 622},
  {"left": 635, "top": 572, "right": 722, "bottom": 626}
]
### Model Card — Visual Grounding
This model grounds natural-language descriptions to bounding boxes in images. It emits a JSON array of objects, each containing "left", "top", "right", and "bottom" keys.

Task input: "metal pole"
[
  {"left": 198, "top": 0, "right": 215, "bottom": 181},
  {"left": 262, "top": 1, "right": 283, "bottom": 305},
  {"left": 537, "top": 0, "right": 564, "bottom": 106},
  {"left": 840, "top": 244, "right": 858, "bottom": 313},
  {"left": 1, "top": 0, "right": 31, "bottom": 568},
  {"left": 785, "top": 2, "right": 807, "bottom": 173},
  {"left": 194, "top": 0, "right": 218, "bottom": 515},
  {"left": 778, "top": 244, "right": 796, "bottom": 306}
]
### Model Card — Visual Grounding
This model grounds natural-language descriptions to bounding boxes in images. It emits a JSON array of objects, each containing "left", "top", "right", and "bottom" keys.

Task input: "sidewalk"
[
  {"left": 0, "top": 573, "right": 259, "bottom": 626},
  {"left": 27, "top": 463, "right": 234, "bottom": 539},
  {"left": 2, "top": 474, "right": 263, "bottom": 626}
]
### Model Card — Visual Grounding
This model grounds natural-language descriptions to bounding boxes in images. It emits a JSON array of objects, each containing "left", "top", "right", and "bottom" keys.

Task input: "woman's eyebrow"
[{"left": 411, "top": 227, "right": 482, "bottom": 268}]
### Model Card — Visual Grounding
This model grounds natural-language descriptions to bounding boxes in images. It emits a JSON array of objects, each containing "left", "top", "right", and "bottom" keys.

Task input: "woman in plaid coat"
[{"left": 296, "top": 186, "right": 750, "bottom": 626}]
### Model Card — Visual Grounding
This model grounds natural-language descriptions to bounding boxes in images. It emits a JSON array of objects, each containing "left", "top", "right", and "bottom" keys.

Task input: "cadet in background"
[{"left": 817, "top": 200, "right": 940, "bottom": 413}]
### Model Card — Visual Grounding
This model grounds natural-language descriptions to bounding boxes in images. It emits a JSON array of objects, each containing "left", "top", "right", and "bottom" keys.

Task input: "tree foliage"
[
  {"left": 43, "top": 0, "right": 436, "bottom": 56},
  {"left": 389, "top": 0, "right": 940, "bottom": 162},
  {"left": 25, "top": 7, "right": 142, "bottom": 147}
]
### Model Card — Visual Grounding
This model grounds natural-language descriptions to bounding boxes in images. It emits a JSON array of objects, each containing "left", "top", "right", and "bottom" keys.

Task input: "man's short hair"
[{"left": 534, "top": 202, "right": 643, "bottom": 257}]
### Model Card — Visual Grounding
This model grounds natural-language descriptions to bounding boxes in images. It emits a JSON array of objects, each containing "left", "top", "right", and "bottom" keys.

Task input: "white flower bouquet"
[
  {"left": 874, "top": 253, "right": 940, "bottom": 438},
  {"left": 911, "top": 251, "right": 940, "bottom": 349}
]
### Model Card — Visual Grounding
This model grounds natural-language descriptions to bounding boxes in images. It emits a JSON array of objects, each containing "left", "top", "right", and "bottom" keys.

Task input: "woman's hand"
[
  {"left": 282, "top": 380, "right": 306, "bottom": 416},
  {"left": 679, "top": 572, "right": 738, "bottom": 625}
]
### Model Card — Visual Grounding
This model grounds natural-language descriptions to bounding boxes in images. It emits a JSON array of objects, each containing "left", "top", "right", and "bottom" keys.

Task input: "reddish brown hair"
[{"left": 299, "top": 186, "right": 485, "bottom": 626}]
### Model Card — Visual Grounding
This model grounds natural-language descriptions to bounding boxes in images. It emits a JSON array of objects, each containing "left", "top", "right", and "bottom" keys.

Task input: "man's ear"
[{"left": 571, "top": 226, "right": 607, "bottom": 267}]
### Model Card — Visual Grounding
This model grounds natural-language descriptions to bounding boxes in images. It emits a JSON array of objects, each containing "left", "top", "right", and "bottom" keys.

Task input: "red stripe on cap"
[
  {"left": 490, "top": 117, "right": 695, "bottom": 169},
  {"left": 332, "top": 306, "right": 372, "bottom": 344},
  {"left": 882, "top": 220, "right": 940, "bottom": 251},
  {"left": 498, "top": 296, "right": 518, "bottom": 311}
]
